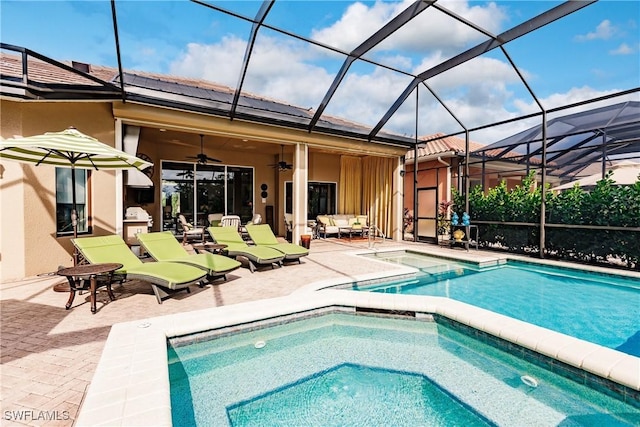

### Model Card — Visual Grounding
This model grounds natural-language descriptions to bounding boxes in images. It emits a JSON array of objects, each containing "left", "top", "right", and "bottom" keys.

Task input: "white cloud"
[
  {"left": 610, "top": 43, "right": 635, "bottom": 55},
  {"left": 575, "top": 20, "right": 616, "bottom": 41},
  {"left": 170, "top": 36, "right": 247, "bottom": 88},
  {"left": 311, "top": 0, "right": 507, "bottom": 55},
  {"left": 170, "top": 35, "right": 336, "bottom": 109},
  {"left": 165, "top": 2, "right": 633, "bottom": 146},
  {"left": 310, "top": 1, "right": 401, "bottom": 52},
  {"left": 323, "top": 66, "right": 414, "bottom": 128}
]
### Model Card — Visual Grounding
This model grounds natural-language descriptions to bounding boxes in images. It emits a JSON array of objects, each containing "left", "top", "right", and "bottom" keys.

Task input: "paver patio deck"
[
  {"left": 3, "top": 235, "right": 638, "bottom": 426},
  {"left": 2, "top": 237, "right": 443, "bottom": 426}
]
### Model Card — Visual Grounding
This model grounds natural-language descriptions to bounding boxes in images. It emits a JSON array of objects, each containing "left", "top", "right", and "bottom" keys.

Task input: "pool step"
[{"left": 367, "top": 267, "right": 481, "bottom": 294}]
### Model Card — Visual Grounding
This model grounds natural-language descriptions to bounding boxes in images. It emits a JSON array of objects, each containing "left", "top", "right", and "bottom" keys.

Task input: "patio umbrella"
[
  {"left": 0, "top": 127, "right": 152, "bottom": 264},
  {"left": 552, "top": 162, "right": 640, "bottom": 191}
]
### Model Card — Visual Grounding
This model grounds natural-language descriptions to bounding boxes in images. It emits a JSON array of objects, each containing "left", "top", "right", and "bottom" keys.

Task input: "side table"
[
  {"left": 192, "top": 243, "right": 228, "bottom": 254},
  {"left": 57, "top": 263, "right": 123, "bottom": 314}
]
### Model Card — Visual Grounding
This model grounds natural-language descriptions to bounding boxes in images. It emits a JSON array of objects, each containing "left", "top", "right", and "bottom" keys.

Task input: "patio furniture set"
[
  {"left": 315, "top": 214, "right": 369, "bottom": 240},
  {"left": 59, "top": 223, "right": 308, "bottom": 313}
]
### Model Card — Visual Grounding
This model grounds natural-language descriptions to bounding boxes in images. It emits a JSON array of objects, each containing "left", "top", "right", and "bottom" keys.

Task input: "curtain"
[
  {"left": 362, "top": 157, "right": 395, "bottom": 237},
  {"left": 339, "top": 156, "right": 362, "bottom": 214}
]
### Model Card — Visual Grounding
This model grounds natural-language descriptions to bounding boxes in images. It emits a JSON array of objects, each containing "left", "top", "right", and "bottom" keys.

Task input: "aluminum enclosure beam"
[
  {"left": 308, "top": 0, "right": 434, "bottom": 133},
  {"left": 368, "top": 0, "right": 596, "bottom": 140},
  {"left": 230, "top": 1, "right": 274, "bottom": 121}
]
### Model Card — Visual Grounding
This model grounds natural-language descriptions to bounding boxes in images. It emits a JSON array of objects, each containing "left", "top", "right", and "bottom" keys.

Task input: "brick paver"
[{"left": 1, "top": 238, "right": 416, "bottom": 426}]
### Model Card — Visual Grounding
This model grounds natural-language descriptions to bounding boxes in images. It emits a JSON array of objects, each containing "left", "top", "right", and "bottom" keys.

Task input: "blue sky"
[{"left": 1, "top": 0, "right": 638, "bottom": 142}]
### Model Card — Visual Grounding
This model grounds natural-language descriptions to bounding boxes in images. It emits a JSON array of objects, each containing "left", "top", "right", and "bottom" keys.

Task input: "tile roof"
[
  {"left": 405, "top": 133, "right": 485, "bottom": 160},
  {"left": 0, "top": 51, "right": 400, "bottom": 142},
  {"left": 0, "top": 53, "right": 116, "bottom": 86},
  {"left": 405, "top": 132, "right": 540, "bottom": 164}
]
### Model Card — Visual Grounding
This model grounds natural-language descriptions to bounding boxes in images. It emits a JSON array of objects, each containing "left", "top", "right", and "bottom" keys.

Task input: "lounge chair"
[
  {"left": 136, "top": 231, "right": 241, "bottom": 280},
  {"left": 72, "top": 235, "right": 207, "bottom": 304},
  {"left": 207, "top": 226, "right": 284, "bottom": 273},
  {"left": 245, "top": 224, "right": 309, "bottom": 263}
]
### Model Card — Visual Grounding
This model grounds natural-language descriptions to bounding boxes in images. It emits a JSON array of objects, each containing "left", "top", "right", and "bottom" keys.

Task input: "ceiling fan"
[
  {"left": 269, "top": 145, "right": 293, "bottom": 171},
  {"left": 186, "top": 134, "right": 221, "bottom": 164}
]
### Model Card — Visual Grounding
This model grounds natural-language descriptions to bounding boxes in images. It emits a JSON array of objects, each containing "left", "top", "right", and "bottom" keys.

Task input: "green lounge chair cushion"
[
  {"left": 208, "top": 226, "right": 285, "bottom": 265},
  {"left": 137, "top": 231, "right": 241, "bottom": 275},
  {"left": 72, "top": 235, "right": 206, "bottom": 289},
  {"left": 245, "top": 224, "right": 309, "bottom": 260}
]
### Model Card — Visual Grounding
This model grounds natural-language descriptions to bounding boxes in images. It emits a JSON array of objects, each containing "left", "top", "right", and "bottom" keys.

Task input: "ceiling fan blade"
[{"left": 268, "top": 144, "right": 292, "bottom": 170}]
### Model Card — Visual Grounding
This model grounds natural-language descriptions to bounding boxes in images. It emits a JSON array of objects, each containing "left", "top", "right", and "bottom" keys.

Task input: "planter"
[{"left": 453, "top": 229, "right": 465, "bottom": 242}]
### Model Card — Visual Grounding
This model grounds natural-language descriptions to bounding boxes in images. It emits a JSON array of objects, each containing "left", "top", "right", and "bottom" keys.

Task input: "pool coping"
[{"left": 75, "top": 249, "right": 640, "bottom": 426}]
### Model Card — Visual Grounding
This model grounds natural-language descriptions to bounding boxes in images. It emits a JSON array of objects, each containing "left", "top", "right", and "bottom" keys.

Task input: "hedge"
[{"left": 452, "top": 171, "right": 640, "bottom": 269}]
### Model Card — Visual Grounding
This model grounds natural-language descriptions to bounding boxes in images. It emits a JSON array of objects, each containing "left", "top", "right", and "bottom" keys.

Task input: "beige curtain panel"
[
  {"left": 338, "top": 155, "right": 362, "bottom": 215},
  {"left": 362, "top": 156, "right": 395, "bottom": 237}
]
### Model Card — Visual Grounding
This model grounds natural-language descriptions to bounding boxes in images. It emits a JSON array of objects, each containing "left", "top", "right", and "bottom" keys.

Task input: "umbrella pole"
[{"left": 71, "top": 166, "right": 79, "bottom": 266}]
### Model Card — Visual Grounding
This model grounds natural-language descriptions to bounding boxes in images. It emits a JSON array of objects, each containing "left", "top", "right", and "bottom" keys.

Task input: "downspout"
[
  {"left": 413, "top": 145, "right": 418, "bottom": 243},
  {"left": 436, "top": 156, "right": 450, "bottom": 202},
  {"left": 464, "top": 130, "right": 470, "bottom": 216}
]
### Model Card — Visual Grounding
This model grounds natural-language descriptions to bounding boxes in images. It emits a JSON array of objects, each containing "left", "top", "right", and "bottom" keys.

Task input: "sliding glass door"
[
  {"left": 161, "top": 161, "right": 254, "bottom": 230},
  {"left": 285, "top": 181, "right": 337, "bottom": 220}
]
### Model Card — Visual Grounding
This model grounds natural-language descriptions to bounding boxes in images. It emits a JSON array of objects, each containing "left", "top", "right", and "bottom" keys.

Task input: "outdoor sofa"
[{"left": 316, "top": 214, "right": 368, "bottom": 238}]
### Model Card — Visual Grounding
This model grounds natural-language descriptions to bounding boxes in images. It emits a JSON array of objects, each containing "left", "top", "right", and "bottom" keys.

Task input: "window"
[
  {"left": 285, "top": 181, "right": 337, "bottom": 220},
  {"left": 56, "top": 168, "right": 89, "bottom": 235},
  {"left": 161, "top": 161, "right": 254, "bottom": 229}
]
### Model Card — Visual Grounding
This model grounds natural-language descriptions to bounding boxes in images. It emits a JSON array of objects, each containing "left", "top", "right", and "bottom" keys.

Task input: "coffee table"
[
  {"left": 57, "top": 263, "right": 123, "bottom": 314},
  {"left": 338, "top": 225, "right": 368, "bottom": 242},
  {"left": 192, "top": 243, "right": 228, "bottom": 254}
]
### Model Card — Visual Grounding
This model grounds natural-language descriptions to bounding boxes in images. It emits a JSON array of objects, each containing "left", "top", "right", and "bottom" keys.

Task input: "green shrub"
[{"left": 456, "top": 171, "right": 639, "bottom": 268}]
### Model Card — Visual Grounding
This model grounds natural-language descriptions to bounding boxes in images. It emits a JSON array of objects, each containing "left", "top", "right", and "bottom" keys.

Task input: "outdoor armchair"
[
  {"left": 207, "top": 226, "right": 284, "bottom": 273},
  {"left": 72, "top": 235, "right": 207, "bottom": 304},
  {"left": 245, "top": 224, "right": 309, "bottom": 263},
  {"left": 208, "top": 213, "right": 223, "bottom": 227},
  {"left": 136, "top": 231, "right": 241, "bottom": 280},
  {"left": 178, "top": 214, "right": 205, "bottom": 244},
  {"left": 220, "top": 215, "right": 241, "bottom": 229}
]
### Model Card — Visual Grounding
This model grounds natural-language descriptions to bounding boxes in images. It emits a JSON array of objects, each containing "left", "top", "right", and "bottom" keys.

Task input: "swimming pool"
[
  {"left": 169, "top": 312, "right": 639, "bottom": 426},
  {"left": 76, "top": 248, "right": 640, "bottom": 426},
  {"left": 353, "top": 251, "right": 640, "bottom": 357}
]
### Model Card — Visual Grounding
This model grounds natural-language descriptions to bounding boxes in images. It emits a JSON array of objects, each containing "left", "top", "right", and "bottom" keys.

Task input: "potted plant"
[{"left": 437, "top": 201, "right": 453, "bottom": 237}]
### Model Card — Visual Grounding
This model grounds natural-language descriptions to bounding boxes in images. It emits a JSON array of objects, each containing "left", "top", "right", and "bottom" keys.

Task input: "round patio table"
[{"left": 57, "top": 263, "right": 123, "bottom": 314}]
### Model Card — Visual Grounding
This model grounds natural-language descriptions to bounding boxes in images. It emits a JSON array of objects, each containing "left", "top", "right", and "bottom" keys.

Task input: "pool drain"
[
  {"left": 254, "top": 340, "right": 266, "bottom": 349},
  {"left": 520, "top": 375, "right": 538, "bottom": 388}
]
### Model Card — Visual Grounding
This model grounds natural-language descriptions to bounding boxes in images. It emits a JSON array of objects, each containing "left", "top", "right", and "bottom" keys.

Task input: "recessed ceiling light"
[
  {"left": 242, "top": 139, "right": 248, "bottom": 142},
  {"left": 159, "top": 128, "right": 166, "bottom": 132}
]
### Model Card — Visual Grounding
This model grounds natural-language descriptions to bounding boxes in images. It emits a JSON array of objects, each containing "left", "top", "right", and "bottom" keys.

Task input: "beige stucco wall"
[
  {"left": 2, "top": 98, "right": 404, "bottom": 281},
  {"left": 1, "top": 100, "right": 118, "bottom": 281}
]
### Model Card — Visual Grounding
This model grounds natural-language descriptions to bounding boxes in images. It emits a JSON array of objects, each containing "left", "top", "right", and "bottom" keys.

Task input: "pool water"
[
  {"left": 168, "top": 313, "right": 639, "bottom": 426},
  {"left": 228, "top": 364, "right": 491, "bottom": 426},
  {"left": 357, "top": 251, "right": 640, "bottom": 357}
]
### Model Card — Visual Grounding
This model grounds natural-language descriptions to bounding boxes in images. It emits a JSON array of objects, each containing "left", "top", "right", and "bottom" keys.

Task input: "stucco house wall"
[{"left": 1, "top": 100, "right": 118, "bottom": 280}]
